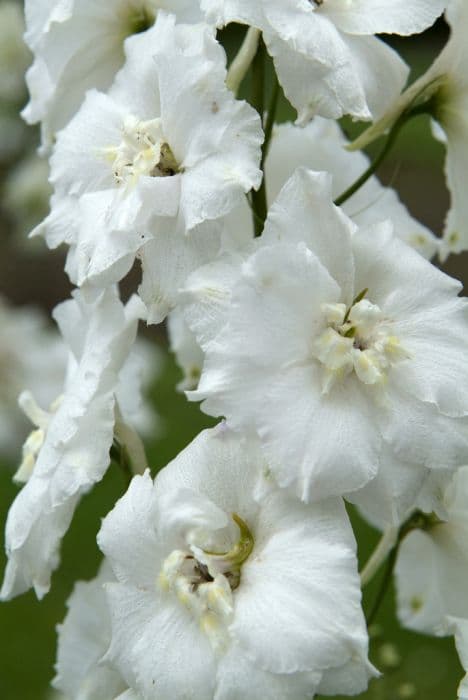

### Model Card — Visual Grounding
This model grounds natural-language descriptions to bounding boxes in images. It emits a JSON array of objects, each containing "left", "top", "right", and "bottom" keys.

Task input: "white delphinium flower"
[
  {"left": 3, "top": 151, "right": 52, "bottom": 241},
  {"left": 167, "top": 308, "right": 204, "bottom": 391},
  {"left": 351, "top": 0, "right": 468, "bottom": 260},
  {"left": 23, "top": 0, "right": 204, "bottom": 150},
  {"left": 183, "top": 117, "right": 438, "bottom": 409},
  {"left": 1, "top": 287, "right": 145, "bottom": 600},
  {"left": 98, "top": 425, "right": 375, "bottom": 700},
  {"left": 0, "top": 295, "right": 66, "bottom": 459},
  {"left": 395, "top": 467, "right": 468, "bottom": 635},
  {"left": 54, "top": 561, "right": 129, "bottom": 700},
  {"left": 184, "top": 169, "right": 468, "bottom": 507},
  {"left": 36, "top": 13, "right": 262, "bottom": 321},
  {"left": 202, "top": 0, "right": 445, "bottom": 123}
]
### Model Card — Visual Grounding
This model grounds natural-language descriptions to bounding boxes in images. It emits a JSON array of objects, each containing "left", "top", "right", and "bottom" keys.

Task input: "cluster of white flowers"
[{"left": 3, "top": 0, "right": 468, "bottom": 698}]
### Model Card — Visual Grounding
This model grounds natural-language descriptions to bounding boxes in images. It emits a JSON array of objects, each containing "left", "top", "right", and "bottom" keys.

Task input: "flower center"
[
  {"left": 158, "top": 513, "right": 254, "bottom": 652},
  {"left": 312, "top": 290, "right": 410, "bottom": 394},
  {"left": 102, "top": 115, "right": 179, "bottom": 188}
]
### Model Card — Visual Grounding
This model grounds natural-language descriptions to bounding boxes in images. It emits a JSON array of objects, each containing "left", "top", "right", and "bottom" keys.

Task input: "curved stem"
[
  {"left": 360, "top": 525, "right": 399, "bottom": 587},
  {"left": 261, "top": 72, "right": 280, "bottom": 169},
  {"left": 250, "top": 39, "right": 267, "bottom": 236},
  {"left": 335, "top": 101, "right": 432, "bottom": 208},
  {"left": 334, "top": 114, "right": 408, "bottom": 207},
  {"left": 366, "top": 545, "right": 398, "bottom": 627},
  {"left": 363, "top": 510, "right": 437, "bottom": 626},
  {"left": 250, "top": 70, "right": 280, "bottom": 238},
  {"left": 226, "top": 27, "right": 261, "bottom": 95}
]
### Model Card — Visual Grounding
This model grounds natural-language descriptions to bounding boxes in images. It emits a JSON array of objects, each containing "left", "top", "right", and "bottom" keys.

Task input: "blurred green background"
[{"left": 0, "top": 12, "right": 466, "bottom": 700}]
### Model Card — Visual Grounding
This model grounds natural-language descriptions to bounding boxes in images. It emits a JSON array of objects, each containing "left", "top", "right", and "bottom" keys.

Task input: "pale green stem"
[
  {"left": 360, "top": 525, "right": 399, "bottom": 587},
  {"left": 226, "top": 27, "right": 261, "bottom": 95},
  {"left": 348, "top": 73, "right": 447, "bottom": 152}
]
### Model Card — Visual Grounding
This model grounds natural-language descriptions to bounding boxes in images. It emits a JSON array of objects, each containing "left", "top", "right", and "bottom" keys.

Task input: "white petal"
[
  {"left": 392, "top": 296, "right": 468, "bottom": 417},
  {"left": 231, "top": 493, "right": 369, "bottom": 675},
  {"left": 180, "top": 247, "right": 252, "bottom": 351},
  {"left": 155, "top": 426, "right": 265, "bottom": 533},
  {"left": 104, "top": 583, "right": 217, "bottom": 700},
  {"left": 201, "top": 0, "right": 265, "bottom": 27},
  {"left": 50, "top": 90, "right": 121, "bottom": 196},
  {"left": 138, "top": 219, "right": 225, "bottom": 324},
  {"left": 396, "top": 467, "right": 468, "bottom": 636},
  {"left": 441, "top": 96, "right": 468, "bottom": 256},
  {"left": 395, "top": 529, "right": 447, "bottom": 635},
  {"left": 318, "top": 653, "right": 378, "bottom": 697},
  {"left": 194, "top": 241, "right": 342, "bottom": 400},
  {"left": 97, "top": 471, "right": 164, "bottom": 589},
  {"left": 265, "top": 27, "right": 371, "bottom": 122},
  {"left": 53, "top": 561, "right": 126, "bottom": 700},
  {"left": 215, "top": 646, "right": 321, "bottom": 700},
  {"left": 349, "top": 448, "right": 429, "bottom": 529},
  {"left": 254, "top": 366, "right": 381, "bottom": 502},
  {"left": 337, "top": 34, "right": 410, "bottom": 120},
  {"left": 352, "top": 221, "right": 462, "bottom": 319},
  {"left": 324, "top": 0, "right": 445, "bottom": 36},
  {"left": 382, "top": 380, "right": 468, "bottom": 470},
  {"left": 265, "top": 16, "right": 407, "bottom": 121},
  {"left": 263, "top": 168, "right": 355, "bottom": 303},
  {"left": 1, "top": 488, "right": 80, "bottom": 600}
]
